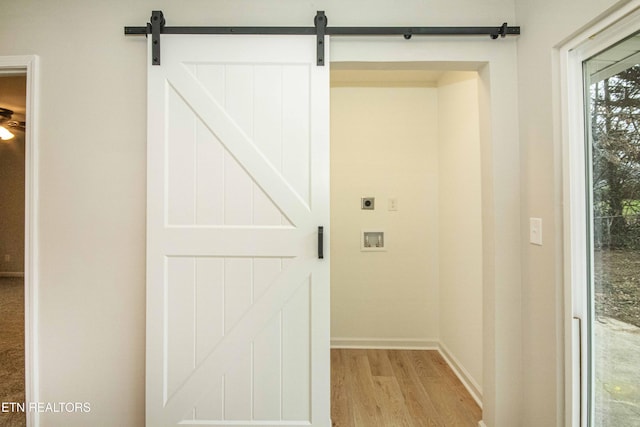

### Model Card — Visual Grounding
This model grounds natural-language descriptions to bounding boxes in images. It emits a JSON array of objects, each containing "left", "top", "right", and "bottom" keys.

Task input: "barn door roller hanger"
[{"left": 125, "top": 10, "right": 520, "bottom": 66}]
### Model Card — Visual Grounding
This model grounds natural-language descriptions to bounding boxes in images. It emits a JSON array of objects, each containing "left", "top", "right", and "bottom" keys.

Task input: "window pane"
[{"left": 585, "top": 32, "right": 640, "bottom": 427}]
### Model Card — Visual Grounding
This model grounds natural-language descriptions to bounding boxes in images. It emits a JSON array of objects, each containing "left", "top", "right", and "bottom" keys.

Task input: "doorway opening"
[
  {"left": 0, "top": 73, "right": 27, "bottom": 427},
  {"left": 0, "top": 55, "right": 38, "bottom": 427},
  {"left": 329, "top": 62, "right": 483, "bottom": 425}
]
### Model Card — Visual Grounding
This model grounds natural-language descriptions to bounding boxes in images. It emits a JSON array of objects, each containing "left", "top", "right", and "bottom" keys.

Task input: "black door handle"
[{"left": 318, "top": 226, "right": 324, "bottom": 259}]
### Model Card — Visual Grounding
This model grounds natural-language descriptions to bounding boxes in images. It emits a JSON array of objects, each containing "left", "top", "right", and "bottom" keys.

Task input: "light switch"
[
  {"left": 388, "top": 198, "right": 398, "bottom": 211},
  {"left": 530, "top": 218, "right": 542, "bottom": 245}
]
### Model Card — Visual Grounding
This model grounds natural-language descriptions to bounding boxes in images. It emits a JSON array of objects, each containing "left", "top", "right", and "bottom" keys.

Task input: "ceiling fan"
[{"left": 0, "top": 107, "right": 26, "bottom": 140}]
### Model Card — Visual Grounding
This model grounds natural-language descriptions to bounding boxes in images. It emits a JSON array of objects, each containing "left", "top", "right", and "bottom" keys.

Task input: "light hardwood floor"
[{"left": 331, "top": 349, "right": 481, "bottom": 427}]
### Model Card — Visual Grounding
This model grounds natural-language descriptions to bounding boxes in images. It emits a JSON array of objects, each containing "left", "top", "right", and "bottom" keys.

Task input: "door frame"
[
  {"left": 331, "top": 36, "right": 520, "bottom": 426},
  {"left": 0, "top": 55, "right": 40, "bottom": 427},
  {"left": 557, "top": 2, "right": 640, "bottom": 426}
]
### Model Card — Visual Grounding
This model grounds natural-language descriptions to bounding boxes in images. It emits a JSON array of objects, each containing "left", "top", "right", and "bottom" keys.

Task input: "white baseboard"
[
  {"left": 438, "top": 342, "right": 483, "bottom": 409},
  {"left": 330, "top": 337, "right": 439, "bottom": 350},
  {"left": 0, "top": 272, "right": 24, "bottom": 278},
  {"left": 478, "top": 421, "right": 487, "bottom": 427}
]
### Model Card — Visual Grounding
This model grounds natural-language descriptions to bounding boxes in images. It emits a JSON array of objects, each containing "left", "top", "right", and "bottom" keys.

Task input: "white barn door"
[{"left": 146, "top": 35, "right": 330, "bottom": 427}]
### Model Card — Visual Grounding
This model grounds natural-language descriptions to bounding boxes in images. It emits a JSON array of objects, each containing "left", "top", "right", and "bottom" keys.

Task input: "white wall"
[
  {"left": 331, "top": 73, "right": 483, "bottom": 394},
  {"left": 513, "top": 0, "right": 623, "bottom": 425},
  {"left": 0, "top": 1, "right": 519, "bottom": 426},
  {"left": 437, "top": 72, "right": 483, "bottom": 395},
  {"left": 0, "top": 137, "right": 25, "bottom": 274},
  {"left": 330, "top": 86, "right": 440, "bottom": 345}
]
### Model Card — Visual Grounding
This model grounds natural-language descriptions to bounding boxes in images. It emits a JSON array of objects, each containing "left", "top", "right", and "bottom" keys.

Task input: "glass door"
[{"left": 584, "top": 32, "right": 640, "bottom": 426}]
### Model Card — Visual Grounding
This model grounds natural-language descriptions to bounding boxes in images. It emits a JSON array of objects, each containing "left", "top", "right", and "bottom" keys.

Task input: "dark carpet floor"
[{"left": 0, "top": 277, "right": 26, "bottom": 427}]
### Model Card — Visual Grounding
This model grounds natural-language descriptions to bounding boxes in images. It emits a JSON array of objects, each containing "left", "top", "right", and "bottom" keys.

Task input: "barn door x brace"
[{"left": 125, "top": 10, "right": 520, "bottom": 66}]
